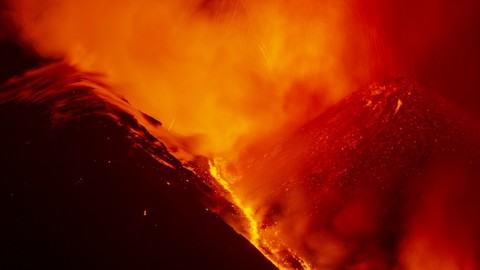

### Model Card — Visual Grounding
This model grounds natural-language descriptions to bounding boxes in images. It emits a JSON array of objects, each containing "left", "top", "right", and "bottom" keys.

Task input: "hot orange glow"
[
  {"left": 209, "top": 159, "right": 313, "bottom": 270},
  {"left": 5, "top": 0, "right": 480, "bottom": 269},
  {"left": 204, "top": 79, "right": 480, "bottom": 269},
  {"left": 397, "top": 161, "right": 480, "bottom": 270},
  {"left": 6, "top": 0, "right": 372, "bottom": 157}
]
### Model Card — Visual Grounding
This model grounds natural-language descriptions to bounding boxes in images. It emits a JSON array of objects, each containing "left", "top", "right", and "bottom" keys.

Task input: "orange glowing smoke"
[
  {"left": 6, "top": 0, "right": 372, "bottom": 157},
  {"left": 6, "top": 0, "right": 480, "bottom": 269},
  {"left": 398, "top": 160, "right": 480, "bottom": 270}
]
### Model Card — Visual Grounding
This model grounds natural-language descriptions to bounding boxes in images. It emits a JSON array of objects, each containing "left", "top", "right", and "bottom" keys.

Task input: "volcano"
[
  {"left": 2, "top": 0, "right": 480, "bottom": 268},
  {"left": 224, "top": 78, "right": 480, "bottom": 269},
  {"left": 0, "top": 63, "right": 277, "bottom": 270},
  {"left": 1, "top": 63, "right": 480, "bottom": 270}
]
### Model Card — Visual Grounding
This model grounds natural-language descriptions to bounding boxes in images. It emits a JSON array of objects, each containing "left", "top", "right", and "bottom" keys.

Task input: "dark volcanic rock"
[{"left": 0, "top": 63, "right": 277, "bottom": 270}]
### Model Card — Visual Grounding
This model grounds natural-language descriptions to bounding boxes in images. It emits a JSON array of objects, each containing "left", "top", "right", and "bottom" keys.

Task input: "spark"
[
  {"left": 395, "top": 99, "right": 403, "bottom": 114},
  {"left": 168, "top": 116, "right": 176, "bottom": 131}
]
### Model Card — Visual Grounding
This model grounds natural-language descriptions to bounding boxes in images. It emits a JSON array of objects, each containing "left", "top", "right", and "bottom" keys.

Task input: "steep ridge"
[
  {"left": 0, "top": 62, "right": 277, "bottom": 270},
  {"left": 229, "top": 78, "right": 480, "bottom": 269}
]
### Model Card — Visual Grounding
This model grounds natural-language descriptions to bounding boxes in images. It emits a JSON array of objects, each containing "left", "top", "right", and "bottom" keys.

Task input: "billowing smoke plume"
[
  {"left": 4, "top": 1, "right": 480, "bottom": 269},
  {"left": 5, "top": 0, "right": 373, "bottom": 156}
]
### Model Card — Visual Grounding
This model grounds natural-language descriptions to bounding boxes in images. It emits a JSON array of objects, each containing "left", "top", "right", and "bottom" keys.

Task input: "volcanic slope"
[
  {"left": 0, "top": 63, "right": 277, "bottom": 270},
  {"left": 233, "top": 78, "right": 480, "bottom": 269}
]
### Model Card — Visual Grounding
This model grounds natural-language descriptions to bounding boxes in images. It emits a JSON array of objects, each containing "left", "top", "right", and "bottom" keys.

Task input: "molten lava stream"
[{"left": 208, "top": 159, "right": 312, "bottom": 270}]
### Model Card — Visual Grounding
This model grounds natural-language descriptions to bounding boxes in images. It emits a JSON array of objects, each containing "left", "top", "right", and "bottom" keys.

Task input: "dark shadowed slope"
[{"left": 0, "top": 63, "right": 277, "bottom": 270}]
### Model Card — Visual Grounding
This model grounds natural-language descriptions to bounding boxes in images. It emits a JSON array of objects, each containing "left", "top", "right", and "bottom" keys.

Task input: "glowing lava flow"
[
  {"left": 208, "top": 159, "right": 312, "bottom": 270},
  {"left": 208, "top": 160, "right": 260, "bottom": 243}
]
